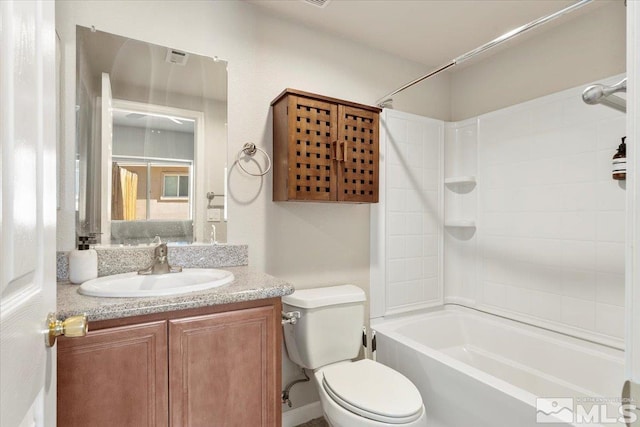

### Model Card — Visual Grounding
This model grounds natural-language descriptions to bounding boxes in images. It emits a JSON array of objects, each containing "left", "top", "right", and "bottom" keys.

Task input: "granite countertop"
[{"left": 57, "top": 266, "right": 294, "bottom": 322}]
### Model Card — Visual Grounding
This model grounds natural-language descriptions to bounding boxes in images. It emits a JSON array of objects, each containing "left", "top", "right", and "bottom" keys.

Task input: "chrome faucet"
[{"left": 138, "top": 243, "right": 183, "bottom": 275}]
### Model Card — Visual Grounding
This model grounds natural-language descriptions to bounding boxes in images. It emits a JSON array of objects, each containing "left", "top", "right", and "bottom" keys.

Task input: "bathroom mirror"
[{"left": 75, "top": 26, "right": 228, "bottom": 245}]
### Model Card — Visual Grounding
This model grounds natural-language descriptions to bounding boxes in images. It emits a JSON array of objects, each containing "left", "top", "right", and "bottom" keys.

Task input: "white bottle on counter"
[{"left": 69, "top": 236, "right": 98, "bottom": 284}]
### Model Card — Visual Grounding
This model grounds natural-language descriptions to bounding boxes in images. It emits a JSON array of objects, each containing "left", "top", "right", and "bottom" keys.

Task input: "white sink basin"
[{"left": 78, "top": 269, "right": 235, "bottom": 298}]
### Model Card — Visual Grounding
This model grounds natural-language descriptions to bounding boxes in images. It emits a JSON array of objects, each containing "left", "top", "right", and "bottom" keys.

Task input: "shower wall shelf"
[
  {"left": 444, "top": 220, "right": 476, "bottom": 228},
  {"left": 444, "top": 176, "right": 476, "bottom": 185}
]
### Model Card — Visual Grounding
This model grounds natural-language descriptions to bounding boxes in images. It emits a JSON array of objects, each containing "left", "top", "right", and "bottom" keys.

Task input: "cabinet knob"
[{"left": 46, "top": 313, "right": 88, "bottom": 347}]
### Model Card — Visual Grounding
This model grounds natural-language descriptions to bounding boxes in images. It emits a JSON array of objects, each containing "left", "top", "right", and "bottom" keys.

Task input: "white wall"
[
  {"left": 449, "top": 1, "right": 626, "bottom": 121},
  {"left": 55, "top": 0, "right": 449, "bottom": 412}
]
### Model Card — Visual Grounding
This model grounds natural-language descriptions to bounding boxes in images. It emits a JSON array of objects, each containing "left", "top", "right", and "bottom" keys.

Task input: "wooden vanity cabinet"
[
  {"left": 57, "top": 321, "right": 168, "bottom": 427},
  {"left": 271, "top": 89, "right": 381, "bottom": 203},
  {"left": 57, "top": 298, "right": 282, "bottom": 427},
  {"left": 169, "top": 305, "right": 278, "bottom": 426}
]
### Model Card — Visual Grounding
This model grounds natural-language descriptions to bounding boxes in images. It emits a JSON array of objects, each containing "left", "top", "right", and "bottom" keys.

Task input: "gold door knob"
[{"left": 46, "top": 313, "right": 88, "bottom": 347}]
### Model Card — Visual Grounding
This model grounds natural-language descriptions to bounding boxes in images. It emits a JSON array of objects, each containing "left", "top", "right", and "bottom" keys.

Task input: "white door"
[
  {"left": 100, "top": 72, "right": 113, "bottom": 245},
  {"left": 1, "top": 1, "right": 57, "bottom": 426},
  {"left": 626, "top": 1, "right": 640, "bottom": 425}
]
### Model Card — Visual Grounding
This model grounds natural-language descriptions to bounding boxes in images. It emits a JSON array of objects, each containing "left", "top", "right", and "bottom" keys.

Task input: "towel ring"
[{"left": 236, "top": 143, "right": 271, "bottom": 177}]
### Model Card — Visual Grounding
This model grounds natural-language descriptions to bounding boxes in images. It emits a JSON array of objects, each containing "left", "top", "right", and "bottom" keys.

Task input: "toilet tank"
[{"left": 282, "top": 285, "right": 366, "bottom": 370}]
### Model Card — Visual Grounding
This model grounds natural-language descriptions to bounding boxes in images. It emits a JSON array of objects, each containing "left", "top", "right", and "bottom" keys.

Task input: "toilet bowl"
[
  {"left": 315, "top": 360, "right": 427, "bottom": 427},
  {"left": 281, "top": 285, "right": 427, "bottom": 427}
]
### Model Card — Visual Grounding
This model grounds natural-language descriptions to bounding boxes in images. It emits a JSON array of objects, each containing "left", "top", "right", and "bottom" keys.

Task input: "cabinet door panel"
[
  {"left": 169, "top": 306, "right": 278, "bottom": 427},
  {"left": 337, "top": 105, "right": 379, "bottom": 202},
  {"left": 57, "top": 321, "right": 168, "bottom": 427},
  {"left": 287, "top": 95, "right": 338, "bottom": 201}
]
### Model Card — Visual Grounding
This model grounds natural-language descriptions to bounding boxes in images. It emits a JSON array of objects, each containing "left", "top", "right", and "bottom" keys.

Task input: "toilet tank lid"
[{"left": 282, "top": 285, "right": 365, "bottom": 309}]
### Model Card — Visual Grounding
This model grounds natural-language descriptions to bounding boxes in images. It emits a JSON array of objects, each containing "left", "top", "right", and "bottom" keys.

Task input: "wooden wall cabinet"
[
  {"left": 272, "top": 89, "right": 381, "bottom": 203},
  {"left": 58, "top": 299, "right": 281, "bottom": 427}
]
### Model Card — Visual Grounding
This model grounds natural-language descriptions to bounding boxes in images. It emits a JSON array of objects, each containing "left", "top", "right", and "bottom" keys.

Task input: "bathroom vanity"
[{"left": 56, "top": 266, "right": 293, "bottom": 427}]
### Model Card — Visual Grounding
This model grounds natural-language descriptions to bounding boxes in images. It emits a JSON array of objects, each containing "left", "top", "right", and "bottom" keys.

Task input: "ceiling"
[{"left": 246, "top": 0, "right": 607, "bottom": 67}]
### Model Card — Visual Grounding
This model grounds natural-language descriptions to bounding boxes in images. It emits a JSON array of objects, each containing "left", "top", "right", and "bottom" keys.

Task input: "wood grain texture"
[
  {"left": 273, "top": 97, "right": 290, "bottom": 201},
  {"left": 57, "top": 321, "right": 168, "bottom": 427},
  {"left": 337, "top": 105, "right": 379, "bottom": 203},
  {"left": 169, "top": 304, "right": 280, "bottom": 427},
  {"left": 87, "top": 298, "right": 281, "bottom": 331},
  {"left": 287, "top": 95, "right": 337, "bottom": 201},
  {"left": 270, "top": 88, "right": 382, "bottom": 113},
  {"left": 58, "top": 299, "right": 282, "bottom": 427},
  {"left": 271, "top": 89, "right": 379, "bottom": 203}
]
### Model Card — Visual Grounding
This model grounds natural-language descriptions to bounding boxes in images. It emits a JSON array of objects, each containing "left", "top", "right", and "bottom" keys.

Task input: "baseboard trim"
[{"left": 282, "top": 401, "right": 323, "bottom": 427}]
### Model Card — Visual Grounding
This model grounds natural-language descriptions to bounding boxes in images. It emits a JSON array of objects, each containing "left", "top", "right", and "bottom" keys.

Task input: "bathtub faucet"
[{"left": 138, "top": 242, "right": 183, "bottom": 275}]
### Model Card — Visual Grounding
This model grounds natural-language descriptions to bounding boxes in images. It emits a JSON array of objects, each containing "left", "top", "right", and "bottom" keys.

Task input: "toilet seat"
[{"left": 320, "top": 359, "right": 424, "bottom": 424}]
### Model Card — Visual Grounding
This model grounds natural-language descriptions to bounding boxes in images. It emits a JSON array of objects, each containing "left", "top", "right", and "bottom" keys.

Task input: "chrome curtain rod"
[{"left": 375, "top": 0, "right": 594, "bottom": 107}]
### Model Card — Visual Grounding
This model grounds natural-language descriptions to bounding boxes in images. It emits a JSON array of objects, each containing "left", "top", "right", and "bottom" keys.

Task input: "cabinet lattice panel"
[
  {"left": 291, "top": 97, "right": 336, "bottom": 201},
  {"left": 338, "top": 106, "right": 378, "bottom": 202},
  {"left": 272, "top": 89, "right": 379, "bottom": 203}
]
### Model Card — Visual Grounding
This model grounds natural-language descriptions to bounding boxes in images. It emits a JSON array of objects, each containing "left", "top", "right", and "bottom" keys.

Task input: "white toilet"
[{"left": 282, "top": 285, "right": 427, "bottom": 427}]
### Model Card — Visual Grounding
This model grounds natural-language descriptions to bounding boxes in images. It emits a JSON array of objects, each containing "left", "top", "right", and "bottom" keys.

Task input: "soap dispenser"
[
  {"left": 612, "top": 137, "right": 626, "bottom": 180},
  {"left": 68, "top": 235, "right": 98, "bottom": 284}
]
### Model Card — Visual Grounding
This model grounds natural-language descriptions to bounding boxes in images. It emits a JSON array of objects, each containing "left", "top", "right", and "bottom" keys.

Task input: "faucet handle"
[
  {"left": 154, "top": 243, "right": 168, "bottom": 258},
  {"left": 151, "top": 235, "right": 162, "bottom": 245}
]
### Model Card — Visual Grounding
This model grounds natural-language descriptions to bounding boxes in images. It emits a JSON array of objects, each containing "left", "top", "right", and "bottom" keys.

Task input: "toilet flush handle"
[{"left": 281, "top": 311, "right": 301, "bottom": 325}]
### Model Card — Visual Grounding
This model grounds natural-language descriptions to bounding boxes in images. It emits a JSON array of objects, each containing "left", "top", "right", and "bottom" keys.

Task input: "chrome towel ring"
[{"left": 236, "top": 143, "right": 271, "bottom": 177}]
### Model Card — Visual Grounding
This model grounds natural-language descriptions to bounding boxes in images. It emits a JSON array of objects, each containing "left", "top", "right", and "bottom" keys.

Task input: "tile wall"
[
  {"left": 377, "top": 76, "right": 625, "bottom": 345},
  {"left": 474, "top": 76, "right": 626, "bottom": 343},
  {"left": 371, "top": 110, "right": 443, "bottom": 317}
]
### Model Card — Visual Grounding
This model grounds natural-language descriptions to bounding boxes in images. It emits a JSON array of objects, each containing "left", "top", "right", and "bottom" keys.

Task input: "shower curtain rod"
[
  {"left": 375, "top": 0, "right": 593, "bottom": 107},
  {"left": 582, "top": 77, "right": 627, "bottom": 113}
]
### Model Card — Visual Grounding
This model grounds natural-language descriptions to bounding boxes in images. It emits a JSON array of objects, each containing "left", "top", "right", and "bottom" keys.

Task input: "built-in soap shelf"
[
  {"left": 444, "top": 122, "right": 478, "bottom": 236},
  {"left": 444, "top": 176, "right": 476, "bottom": 185},
  {"left": 444, "top": 219, "right": 476, "bottom": 228},
  {"left": 444, "top": 176, "right": 476, "bottom": 193},
  {"left": 444, "top": 176, "right": 476, "bottom": 231}
]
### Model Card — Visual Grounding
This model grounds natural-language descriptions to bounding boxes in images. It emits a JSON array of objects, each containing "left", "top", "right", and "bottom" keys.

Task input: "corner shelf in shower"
[
  {"left": 444, "top": 176, "right": 476, "bottom": 193},
  {"left": 444, "top": 219, "right": 476, "bottom": 228},
  {"left": 444, "top": 176, "right": 476, "bottom": 187}
]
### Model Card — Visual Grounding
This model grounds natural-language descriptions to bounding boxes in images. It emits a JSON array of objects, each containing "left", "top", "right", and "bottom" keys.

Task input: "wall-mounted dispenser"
[{"left": 613, "top": 137, "right": 626, "bottom": 180}]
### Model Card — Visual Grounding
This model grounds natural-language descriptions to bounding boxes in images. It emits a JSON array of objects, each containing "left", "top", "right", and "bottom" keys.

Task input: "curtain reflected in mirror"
[{"left": 111, "top": 164, "right": 138, "bottom": 221}]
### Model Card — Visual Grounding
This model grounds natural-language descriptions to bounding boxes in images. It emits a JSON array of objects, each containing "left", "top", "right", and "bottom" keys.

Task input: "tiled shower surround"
[
  {"left": 379, "top": 75, "right": 626, "bottom": 347},
  {"left": 382, "top": 111, "right": 443, "bottom": 313},
  {"left": 475, "top": 79, "right": 625, "bottom": 341},
  {"left": 448, "top": 75, "right": 626, "bottom": 344}
]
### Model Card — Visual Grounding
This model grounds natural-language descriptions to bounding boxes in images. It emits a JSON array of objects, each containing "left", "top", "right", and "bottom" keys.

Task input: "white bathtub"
[{"left": 372, "top": 306, "right": 626, "bottom": 427}]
